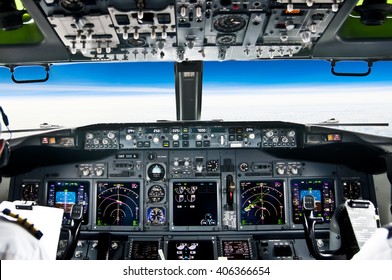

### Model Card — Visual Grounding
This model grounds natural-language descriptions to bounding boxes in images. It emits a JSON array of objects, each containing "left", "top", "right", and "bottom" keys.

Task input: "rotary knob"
[
  {"left": 95, "top": 167, "right": 104, "bottom": 176},
  {"left": 276, "top": 165, "right": 285, "bottom": 175},
  {"left": 107, "top": 131, "right": 115, "bottom": 139},
  {"left": 172, "top": 134, "right": 179, "bottom": 141},
  {"left": 239, "top": 162, "right": 249, "bottom": 172},
  {"left": 82, "top": 168, "right": 91, "bottom": 176}
]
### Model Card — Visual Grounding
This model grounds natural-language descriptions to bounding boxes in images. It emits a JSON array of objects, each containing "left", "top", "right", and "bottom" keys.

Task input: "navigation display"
[
  {"left": 221, "top": 240, "right": 251, "bottom": 260},
  {"left": 240, "top": 180, "right": 285, "bottom": 226},
  {"left": 291, "top": 178, "right": 335, "bottom": 224},
  {"left": 172, "top": 181, "right": 218, "bottom": 227},
  {"left": 47, "top": 181, "right": 89, "bottom": 225},
  {"left": 167, "top": 240, "right": 215, "bottom": 260},
  {"left": 96, "top": 182, "right": 140, "bottom": 227}
]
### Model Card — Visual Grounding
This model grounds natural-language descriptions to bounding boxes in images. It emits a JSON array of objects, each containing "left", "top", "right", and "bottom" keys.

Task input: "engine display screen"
[
  {"left": 47, "top": 181, "right": 89, "bottom": 225},
  {"left": 96, "top": 182, "right": 140, "bottom": 227},
  {"left": 222, "top": 240, "right": 251, "bottom": 260},
  {"left": 240, "top": 180, "right": 285, "bottom": 225},
  {"left": 291, "top": 178, "right": 335, "bottom": 224},
  {"left": 130, "top": 241, "right": 160, "bottom": 260},
  {"left": 167, "top": 240, "right": 215, "bottom": 260},
  {"left": 172, "top": 181, "right": 218, "bottom": 227}
]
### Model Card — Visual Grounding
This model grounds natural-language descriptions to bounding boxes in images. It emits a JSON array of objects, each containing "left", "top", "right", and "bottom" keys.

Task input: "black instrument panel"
[{"left": 6, "top": 121, "right": 380, "bottom": 260}]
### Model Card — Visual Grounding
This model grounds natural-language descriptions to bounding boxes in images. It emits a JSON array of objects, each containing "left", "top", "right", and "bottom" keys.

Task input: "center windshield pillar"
[{"left": 174, "top": 61, "right": 203, "bottom": 121}]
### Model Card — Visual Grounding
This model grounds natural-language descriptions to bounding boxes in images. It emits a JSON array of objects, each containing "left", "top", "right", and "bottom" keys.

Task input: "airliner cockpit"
[{"left": 0, "top": 0, "right": 392, "bottom": 263}]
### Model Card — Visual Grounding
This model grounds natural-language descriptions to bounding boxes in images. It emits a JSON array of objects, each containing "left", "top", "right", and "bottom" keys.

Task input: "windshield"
[{"left": 1, "top": 60, "right": 392, "bottom": 137}]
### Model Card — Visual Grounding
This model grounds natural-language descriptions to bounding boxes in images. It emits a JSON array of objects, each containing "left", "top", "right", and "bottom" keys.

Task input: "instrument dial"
[
  {"left": 147, "top": 185, "right": 165, "bottom": 203},
  {"left": 342, "top": 180, "right": 361, "bottom": 200},
  {"left": 147, "top": 207, "right": 166, "bottom": 225},
  {"left": 22, "top": 183, "right": 39, "bottom": 201},
  {"left": 213, "top": 14, "right": 247, "bottom": 33},
  {"left": 147, "top": 163, "right": 165, "bottom": 181},
  {"left": 207, "top": 160, "right": 219, "bottom": 172}
]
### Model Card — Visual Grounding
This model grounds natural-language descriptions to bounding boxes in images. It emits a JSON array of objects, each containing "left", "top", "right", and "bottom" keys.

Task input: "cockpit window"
[
  {"left": 339, "top": 0, "right": 392, "bottom": 40},
  {"left": 1, "top": 60, "right": 392, "bottom": 138},
  {"left": 0, "top": 0, "right": 44, "bottom": 45}
]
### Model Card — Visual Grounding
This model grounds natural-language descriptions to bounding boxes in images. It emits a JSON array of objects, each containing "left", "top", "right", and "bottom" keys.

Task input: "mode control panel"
[{"left": 83, "top": 124, "right": 298, "bottom": 150}]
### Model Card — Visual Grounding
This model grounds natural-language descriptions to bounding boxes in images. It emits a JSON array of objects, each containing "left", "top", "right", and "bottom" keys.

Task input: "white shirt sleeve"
[
  {"left": 0, "top": 219, "right": 50, "bottom": 260},
  {"left": 352, "top": 227, "right": 392, "bottom": 260}
]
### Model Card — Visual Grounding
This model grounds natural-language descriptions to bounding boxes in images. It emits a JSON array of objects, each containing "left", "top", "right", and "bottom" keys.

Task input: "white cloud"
[{"left": 1, "top": 83, "right": 392, "bottom": 138}]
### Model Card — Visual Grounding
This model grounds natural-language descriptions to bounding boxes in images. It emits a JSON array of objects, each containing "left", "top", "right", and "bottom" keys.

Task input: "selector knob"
[
  {"left": 102, "top": 138, "right": 109, "bottom": 145},
  {"left": 196, "top": 134, "right": 202, "bottom": 141},
  {"left": 86, "top": 133, "right": 94, "bottom": 139},
  {"left": 153, "top": 137, "right": 160, "bottom": 144},
  {"left": 173, "top": 160, "right": 179, "bottom": 167},
  {"left": 184, "top": 160, "right": 190, "bottom": 167},
  {"left": 107, "top": 131, "right": 115, "bottom": 139},
  {"left": 287, "top": 130, "right": 295, "bottom": 137},
  {"left": 249, "top": 133, "right": 255, "bottom": 140},
  {"left": 173, "top": 134, "right": 179, "bottom": 141},
  {"left": 277, "top": 165, "right": 285, "bottom": 175},
  {"left": 239, "top": 162, "right": 249, "bottom": 172},
  {"left": 95, "top": 168, "right": 104, "bottom": 177},
  {"left": 93, "top": 139, "right": 100, "bottom": 145},
  {"left": 82, "top": 168, "right": 91, "bottom": 176},
  {"left": 291, "top": 166, "right": 298, "bottom": 175},
  {"left": 265, "top": 130, "right": 274, "bottom": 138},
  {"left": 125, "top": 134, "right": 133, "bottom": 141},
  {"left": 196, "top": 164, "right": 203, "bottom": 172}
]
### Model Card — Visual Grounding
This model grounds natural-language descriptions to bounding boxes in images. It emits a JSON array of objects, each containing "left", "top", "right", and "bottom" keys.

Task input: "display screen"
[
  {"left": 240, "top": 180, "right": 285, "bottom": 225},
  {"left": 291, "top": 178, "right": 335, "bottom": 224},
  {"left": 131, "top": 241, "right": 160, "bottom": 260},
  {"left": 222, "top": 240, "right": 251, "bottom": 260},
  {"left": 47, "top": 181, "right": 89, "bottom": 225},
  {"left": 96, "top": 182, "right": 140, "bottom": 226},
  {"left": 167, "top": 240, "right": 215, "bottom": 260},
  {"left": 172, "top": 181, "right": 218, "bottom": 227}
]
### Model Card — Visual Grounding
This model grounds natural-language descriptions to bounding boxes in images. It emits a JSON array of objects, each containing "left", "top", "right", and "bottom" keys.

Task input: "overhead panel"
[{"left": 2, "top": 0, "right": 348, "bottom": 63}]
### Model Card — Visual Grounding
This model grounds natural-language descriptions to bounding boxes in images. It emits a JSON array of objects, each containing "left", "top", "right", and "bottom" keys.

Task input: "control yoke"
[
  {"left": 58, "top": 204, "right": 83, "bottom": 260},
  {"left": 302, "top": 195, "right": 336, "bottom": 259},
  {"left": 302, "top": 195, "right": 379, "bottom": 260}
]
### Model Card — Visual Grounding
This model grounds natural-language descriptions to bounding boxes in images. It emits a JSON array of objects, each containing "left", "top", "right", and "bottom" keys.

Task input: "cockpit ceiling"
[{"left": 1, "top": 0, "right": 392, "bottom": 64}]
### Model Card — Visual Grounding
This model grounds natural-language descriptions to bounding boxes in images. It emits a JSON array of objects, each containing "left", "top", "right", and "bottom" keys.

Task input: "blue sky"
[
  {"left": 1, "top": 59, "right": 392, "bottom": 137},
  {"left": 1, "top": 60, "right": 391, "bottom": 91}
]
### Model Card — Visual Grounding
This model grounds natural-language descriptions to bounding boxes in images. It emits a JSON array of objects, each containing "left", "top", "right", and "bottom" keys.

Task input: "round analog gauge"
[
  {"left": 147, "top": 207, "right": 166, "bottom": 225},
  {"left": 343, "top": 181, "right": 361, "bottom": 200},
  {"left": 213, "top": 14, "right": 247, "bottom": 33},
  {"left": 147, "top": 185, "right": 165, "bottom": 203},
  {"left": 147, "top": 163, "right": 165, "bottom": 181},
  {"left": 207, "top": 160, "right": 219, "bottom": 172},
  {"left": 22, "top": 183, "right": 39, "bottom": 201}
]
